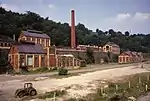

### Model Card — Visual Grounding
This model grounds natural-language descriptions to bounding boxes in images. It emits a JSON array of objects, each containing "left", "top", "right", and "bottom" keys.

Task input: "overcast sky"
[{"left": 0, "top": 0, "right": 150, "bottom": 34}]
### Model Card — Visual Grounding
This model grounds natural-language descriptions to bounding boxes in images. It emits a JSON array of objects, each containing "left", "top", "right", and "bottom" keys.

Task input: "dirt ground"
[{"left": 0, "top": 63, "right": 149, "bottom": 101}]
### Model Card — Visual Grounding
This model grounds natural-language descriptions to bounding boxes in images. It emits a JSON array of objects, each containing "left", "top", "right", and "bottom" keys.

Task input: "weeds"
[
  {"left": 38, "top": 90, "right": 67, "bottom": 99},
  {"left": 66, "top": 73, "right": 150, "bottom": 101}
]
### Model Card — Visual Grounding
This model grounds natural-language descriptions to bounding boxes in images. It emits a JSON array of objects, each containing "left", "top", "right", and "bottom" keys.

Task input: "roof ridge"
[{"left": 22, "top": 30, "right": 50, "bottom": 39}]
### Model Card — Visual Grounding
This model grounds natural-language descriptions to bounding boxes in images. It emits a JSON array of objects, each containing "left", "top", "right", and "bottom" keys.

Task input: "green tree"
[
  {"left": 86, "top": 47, "right": 95, "bottom": 64},
  {"left": 0, "top": 7, "right": 150, "bottom": 53},
  {"left": 125, "top": 31, "right": 130, "bottom": 36}
]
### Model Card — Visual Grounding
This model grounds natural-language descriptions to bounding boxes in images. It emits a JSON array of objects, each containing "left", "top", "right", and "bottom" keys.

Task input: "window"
[
  {"left": 27, "top": 37, "right": 30, "bottom": 41},
  {"left": 42, "top": 39, "right": 45, "bottom": 46},
  {"left": 41, "top": 55, "right": 45, "bottom": 66},
  {"left": 106, "top": 46, "right": 109, "bottom": 51},
  {"left": 41, "top": 56, "right": 44, "bottom": 61},
  {"left": 20, "top": 55, "right": 25, "bottom": 66},
  {"left": 7, "top": 43, "right": 9, "bottom": 47},
  {"left": 22, "top": 36, "right": 26, "bottom": 40},
  {"left": 32, "top": 38, "right": 35, "bottom": 41},
  {"left": 49, "top": 47, "right": 55, "bottom": 54},
  {"left": 119, "top": 57, "right": 122, "bottom": 63},
  {"left": 46, "top": 39, "right": 49, "bottom": 46},
  {"left": 22, "top": 38, "right": 25, "bottom": 40},
  {"left": 4, "top": 43, "right": 7, "bottom": 47},
  {"left": 27, "top": 55, "right": 33, "bottom": 66},
  {"left": 37, "top": 38, "right": 40, "bottom": 44},
  {"left": 30, "top": 37, "right": 32, "bottom": 41}
]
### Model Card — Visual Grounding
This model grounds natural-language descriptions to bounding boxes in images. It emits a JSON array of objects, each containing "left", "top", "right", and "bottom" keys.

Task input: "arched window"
[{"left": 106, "top": 46, "right": 109, "bottom": 51}]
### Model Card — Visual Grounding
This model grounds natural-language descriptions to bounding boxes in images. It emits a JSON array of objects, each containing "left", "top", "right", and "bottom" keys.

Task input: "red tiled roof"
[
  {"left": 22, "top": 31, "right": 50, "bottom": 39},
  {"left": 15, "top": 44, "right": 46, "bottom": 54},
  {"left": 121, "top": 51, "right": 143, "bottom": 58},
  {"left": 124, "top": 51, "right": 132, "bottom": 56},
  {"left": 131, "top": 52, "right": 138, "bottom": 57}
]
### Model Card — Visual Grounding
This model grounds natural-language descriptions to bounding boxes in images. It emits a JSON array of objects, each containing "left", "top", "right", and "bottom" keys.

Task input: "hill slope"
[{"left": 0, "top": 7, "right": 150, "bottom": 53}]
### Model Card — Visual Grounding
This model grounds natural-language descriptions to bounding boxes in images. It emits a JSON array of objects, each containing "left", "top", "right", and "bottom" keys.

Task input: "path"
[{"left": 0, "top": 63, "right": 139, "bottom": 82}]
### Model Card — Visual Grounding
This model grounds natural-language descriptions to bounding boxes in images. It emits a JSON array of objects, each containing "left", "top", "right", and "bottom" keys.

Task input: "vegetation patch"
[
  {"left": 37, "top": 90, "right": 67, "bottom": 99},
  {"left": 66, "top": 73, "right": 150, "bottom": 101},
  {"left": 58, "top": 68, "right": 68, "bottom": 75},
  {"left": 80, "top": 60, "right": 87, "bottom": 67},
  {"left": 14, "top": 67, "right": 58, "bottom": 75}
]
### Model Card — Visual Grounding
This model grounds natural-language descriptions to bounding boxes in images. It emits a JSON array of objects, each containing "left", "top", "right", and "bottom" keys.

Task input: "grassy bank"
[{"left": 67, "top": 72, "right": 150, "bottom": 101}]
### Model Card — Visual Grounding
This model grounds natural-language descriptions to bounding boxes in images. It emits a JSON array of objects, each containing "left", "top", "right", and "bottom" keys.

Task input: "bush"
[
  {"left": 58, "top": 68, "right": 68, "bottom": 75},
  {"left": 112, "top": 54, "right": 119, "bottom": 62},
  {"left": 104, "top": 56, "right": 109, "bottom": 63},
  {"left": 80, "top": 60, "right": 87, "bottom": 67}
]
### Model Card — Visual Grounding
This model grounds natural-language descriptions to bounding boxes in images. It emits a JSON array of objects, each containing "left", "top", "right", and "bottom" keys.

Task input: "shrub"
[
  {"left": 58, "top": 68, "right": 68, "bottom": 75},
  {"left": 104, "top": 56, "right": 109, "bottom": 63},
  {"left": 80, "top": 60, "right": 87, "bottom": 67},
  {"left": 112, "top": 54, "right": 119, "bottom": 62}
]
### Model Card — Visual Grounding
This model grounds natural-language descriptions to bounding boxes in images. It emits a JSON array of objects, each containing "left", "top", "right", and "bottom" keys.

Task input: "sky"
[{"left": 0, "top": 0, "right": 150, "bottom": 34}]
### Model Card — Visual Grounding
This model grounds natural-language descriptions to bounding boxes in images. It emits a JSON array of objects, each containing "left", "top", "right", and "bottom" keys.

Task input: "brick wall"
[{"left": 56, "top": 55, "right": 81, "bottom": 68}]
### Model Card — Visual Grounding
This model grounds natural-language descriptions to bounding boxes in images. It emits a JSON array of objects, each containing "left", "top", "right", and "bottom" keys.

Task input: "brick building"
[
  {"left": 77, "top": 45, "right": 102, "bottom": 52},
  {"left": 0, "top": 35, "right": 15, "bottom": 49},
  {"left": 103, "top": 42, "right": 120, "bottom": 55},
  {"left": 0, "top": 35, "right": 15, "bottom": 59},
  {"left": 56, "top": 54, "right": 81, "bottom": 68},
  {"left": 118, "top": 51, "right": 143, "bottom": 64},
  {"left": 9, "top": 30, "right": 82, "bottom": 71},
  {"left": 18, "top": 30, "right": 51, "bottom": 47}
]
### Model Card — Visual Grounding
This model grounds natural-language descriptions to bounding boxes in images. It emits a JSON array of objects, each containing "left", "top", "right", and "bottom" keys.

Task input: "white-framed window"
[{"left": 27, "top": 55, "right": 33, "bottom": 66}]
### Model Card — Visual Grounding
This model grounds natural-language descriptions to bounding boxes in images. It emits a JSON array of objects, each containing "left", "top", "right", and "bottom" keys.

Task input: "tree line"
[{"left": 0, "top": 7, "right": 150, "bottom": 53}]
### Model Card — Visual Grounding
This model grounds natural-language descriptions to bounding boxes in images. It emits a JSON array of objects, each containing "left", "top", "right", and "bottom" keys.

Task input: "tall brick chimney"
[{"left": 71, "top": 10, "right": 76, "bottom": 48}]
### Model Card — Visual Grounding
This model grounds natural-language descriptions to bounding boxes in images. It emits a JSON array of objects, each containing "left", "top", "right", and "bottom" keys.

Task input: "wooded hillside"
[{"left": 0, "top": 7, "right": 150, "bottom": 53}]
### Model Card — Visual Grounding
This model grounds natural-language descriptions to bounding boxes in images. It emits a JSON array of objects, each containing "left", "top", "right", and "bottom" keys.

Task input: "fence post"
[
  {"left": 115, "top": 84, "right": 118, "bottom": 91},
  {"left": 53, "top": 92, "right": 56, "bottom": 101},
  {"left": 138, "top": 77, "right": 141, "bottom": 84},
  {"left": 100, "top": 87, "right": 103, "bottom": 95},
  {"left": 128, "top": 81, "right": 131, "bottom": 88},
  {"left": 147, "top": 75, "right": 149, "bottom": 82},
  {"left": 145, "top": 85, "right": 148, "bottom": 91}
]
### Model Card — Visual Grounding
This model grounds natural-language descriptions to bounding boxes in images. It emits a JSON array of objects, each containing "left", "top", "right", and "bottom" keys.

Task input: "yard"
[{"left": 0, "top": 63, "right": 149, "bottom": 101}]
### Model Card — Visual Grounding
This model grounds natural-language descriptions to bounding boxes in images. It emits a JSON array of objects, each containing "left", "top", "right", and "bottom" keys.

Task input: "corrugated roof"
[
  {"left": 15, "top": 44, "right": 46, "bottom": 54},
  {"left": 22, "top": 31, "right": 50, "bottom": 39}
]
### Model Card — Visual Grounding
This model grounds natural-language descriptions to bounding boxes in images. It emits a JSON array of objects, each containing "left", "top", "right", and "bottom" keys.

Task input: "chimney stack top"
[{"left": 71, "top": 10, "right": 75, "bottom": 12}]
